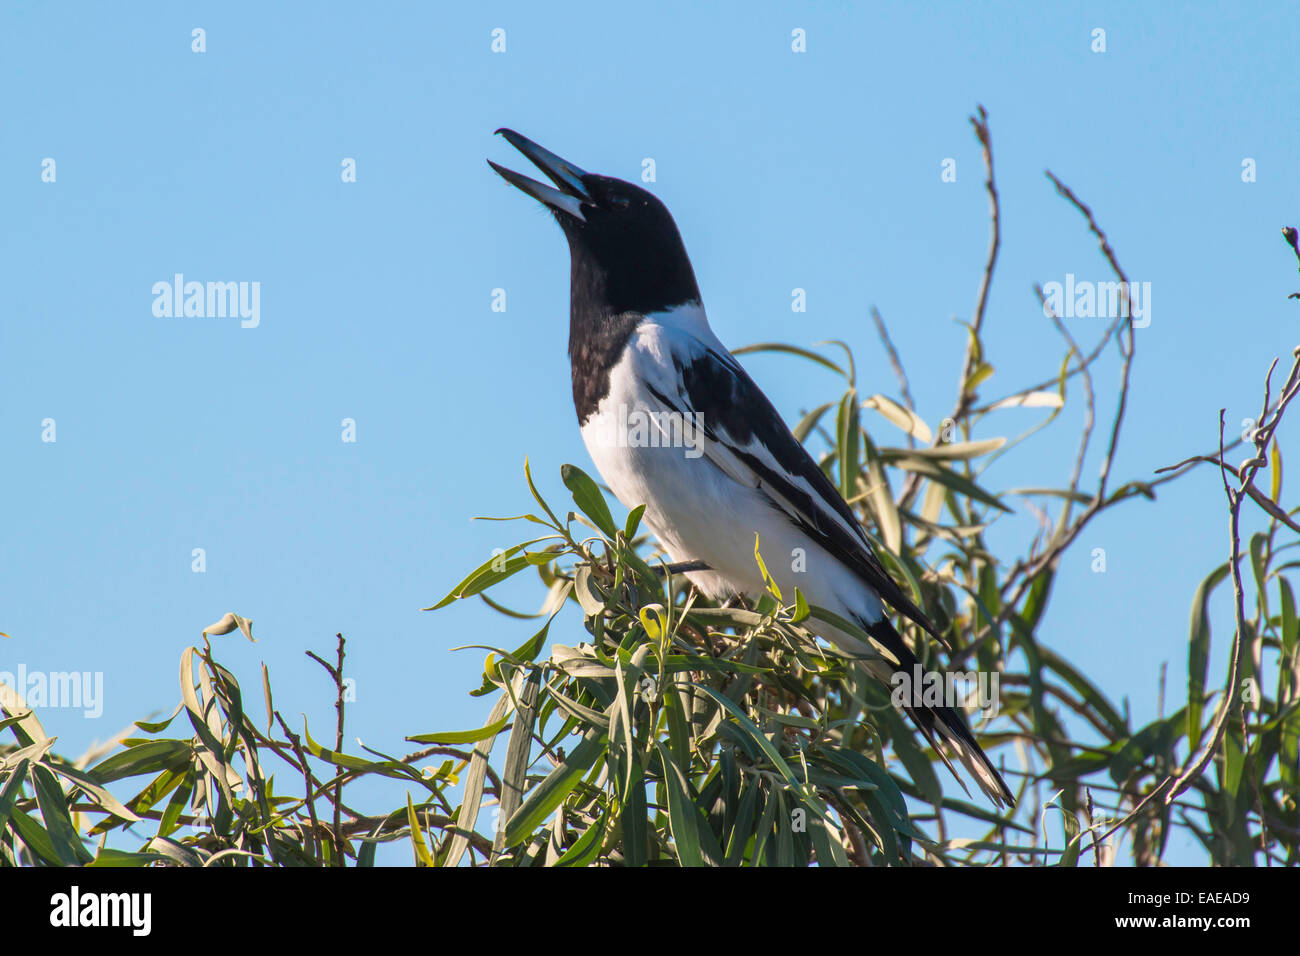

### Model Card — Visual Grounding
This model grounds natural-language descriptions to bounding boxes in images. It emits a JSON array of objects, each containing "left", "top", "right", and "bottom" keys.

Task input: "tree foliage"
[{"left": 3, "top": 110, "right": 1298, "bottom": 867}]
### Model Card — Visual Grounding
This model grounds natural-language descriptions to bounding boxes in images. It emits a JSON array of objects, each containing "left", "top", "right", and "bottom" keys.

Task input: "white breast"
[{"left": 578, "top": 308, "right": 882, "bottom": 639}]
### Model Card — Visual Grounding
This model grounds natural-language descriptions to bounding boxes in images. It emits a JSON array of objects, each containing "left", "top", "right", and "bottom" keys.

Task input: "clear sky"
[{"left": 2, "top": 1, "right": 1297, "bottom": 865}]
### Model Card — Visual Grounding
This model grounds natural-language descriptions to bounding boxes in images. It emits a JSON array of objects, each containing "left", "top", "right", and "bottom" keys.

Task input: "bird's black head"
[{"left": 489, "top": 129, "right": 701, "bottom": 320}]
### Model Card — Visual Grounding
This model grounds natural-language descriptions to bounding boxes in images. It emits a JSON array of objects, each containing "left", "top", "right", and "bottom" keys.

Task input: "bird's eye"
[{"left": 609, "top": 195, "right": 631, "bottom": 211}]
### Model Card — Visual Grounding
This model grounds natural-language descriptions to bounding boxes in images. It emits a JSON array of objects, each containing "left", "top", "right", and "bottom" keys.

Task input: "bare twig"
[
  {"left": 1167, "top": 351, "right": 1300, "bottom": 805},
  {"left": 870, "top": 306, "right": 918, "bottom": 448},
  {"left": 968, "top": 174, "right": 1140, "bottom": 650},
  {"left": 954, "top": 104, "right": 1001, "bottom": 422},
  {"left": 274, "top": 711, "right": 324, "bottom": 864},
  {"left": 1039, "top": 284, "right": 1096, "bottom": 532},
  {"left": 1284, "top": 227, "right": 1300, "bottom": 299},
  {"left": 898, "top": 106, "right": 1001, "bottom": 510},
  {"left": 307, "top": 634, "right": 348, "bottom": 866}
]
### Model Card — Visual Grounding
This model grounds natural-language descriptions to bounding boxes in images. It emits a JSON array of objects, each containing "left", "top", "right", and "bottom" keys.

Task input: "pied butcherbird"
[{"left": 489, "top": 129, "right": 1013, "bottom": 807}]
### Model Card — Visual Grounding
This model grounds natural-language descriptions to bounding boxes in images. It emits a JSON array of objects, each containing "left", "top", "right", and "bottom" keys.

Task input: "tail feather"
[{"left": 861, "top": 617, "right": 1015, "bottom": 809}]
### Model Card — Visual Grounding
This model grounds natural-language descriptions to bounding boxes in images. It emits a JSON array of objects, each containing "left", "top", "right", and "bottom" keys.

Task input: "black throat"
[
  {"left": 568, "top": 307, "right": 643, "bottom": 425},
  {"left": 565, "top": 242, "right": 701, "bottom": 425}
]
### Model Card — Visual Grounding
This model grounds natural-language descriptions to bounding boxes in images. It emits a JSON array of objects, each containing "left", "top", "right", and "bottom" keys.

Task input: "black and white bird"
[{"left": 489, "top": 129, "right": 1014, "bottom": 808}]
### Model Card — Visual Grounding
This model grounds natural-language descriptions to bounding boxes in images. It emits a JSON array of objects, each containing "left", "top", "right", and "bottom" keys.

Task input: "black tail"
[{"left": 862, "top": 617, "right": 1014, "bottom": 808}]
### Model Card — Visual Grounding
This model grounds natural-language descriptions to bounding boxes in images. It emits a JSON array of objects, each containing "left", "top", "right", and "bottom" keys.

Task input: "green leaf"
[
  {"left": 807, "top": 804, "right": 850, "bottom": 867},
  {"left": 504, "top": 586, "right": 571, "bottom": 663},
  {"left": 554, "top": 811, "right": 608, "bottom": 867},
  {"left": 681, "top": 606, "right": 767, "bottom": 630},
  {"left": 572, "top": 565, "right": 609, "bottom": 618},
  {"left": 7, "top": 807, "right": 64, "bottom": 865},
  {"left": 863, "top": 433, "right": 901, "bottom": 554},
  {"left": 523, "top": 457, "right": 565, "bottom": 529},
  {"left": 31, "top": 763, "right": 91, "bottom": 865},
  {"left": 881, "top": 454, "right": 1012, "bottom": 513},
  {"left": 0, "top": 757, "right": 31, "bottom": 839},
  {"left": 822, "top": 747, "right": 920, "bottom": 840},
  {"left": 791, "top": 588, "right": 810, "bottom": 624},
  {"left": 496, "top": 670, "right": 541, "bottom": 855},
  {"left": 1280, "top": 577, "right": 1299, "bottom": 658},
  {"left": 725, "top": 780, "right": 762, "bottom": 865},
  {"left": 639, "top": 605, "right": 668, "bottom": 641},
  {"left": 878, "top": 437, "right": 1007, "bottom": 461},
  {"left": 142, "top": 835, "right": 202, "bottom": 867},
  {"left": 424, "top": 536, "right": 558, "bottom": 610},
  {"left": 406, "top": 793, "right": 434, "bottom": 866},
  {"left": 406, "top": 715, "right": 511, "bottom": 746},
  {"left": 664, "top": 680, "right": 693, "bottom": 770},
  {"left": 1271, "top": 437, "right": 1283, "bottom": 503},
  {"left": 443, "top": 692, "right": 512, "bottom": 867},
  {"left": 87, "top": 848, "right": 171, "bottom": 867},
  {"left": 836, "top": 389, "right": 861, "bottom": 503},
  {"left": 41, "top": 760, "right": 141, "bottom": 823},
  {"left": 1223, "top": 716, "right": 1246, "bottom": 798},
  {"left": 753, "top": 784, "right": 780, "bottom": 865},
  {"left": 793, "top": 402, "right": 836, "bottom": 443},
  {"left": 91, "top": 739, "right": 193, "bottom": 783},
  {"left": 620, "top": 754, "right": 648, "bottom": 867},
  {"left": 159, "top": 772, "right": 194, "bottom": 838},
  {"left": 133, "top": 703, "right": 185, "bottom": 734},
  {"left": 967, "top": 362, "right": 995, "bottom": 390},
  {"left": 610, "top": 651, "right": 644, "bottom": 795},
  {"left": 1249, "top": 533, "right": 1270, "bottom": 619},
  {"left": 753, "top": 534, "right": 782, "bottom": 602},
  {"left": 689, "top": 684, "right": 799, "bottom": 787},
  {"left": 624, "top": 503, "right": 646, "bottom": 539},
  {"left": 0, "top": 682, "right": 48, "bottom": 747},
  {"left": 655, "top": 741, "right": 706, "bottom": 866},
  {"left": 920, "top": 476, "right": 947, "bottom": 526},
  {"left": 1187, "top": 562, "right": 1230, "bottom": 750},
  {"left": 561, "top": 463, "right": 618, "bottom": 539},
  {"left": 986, "top": 391, "right": 1066, "bottom": 411},
  {"left": 774, "top": 791, "right": 798, "bottom": 865},
  {"left": 732, "top": 342, "right": 847, "bottom": 379},
  {"left": 863, "top": 394, "right": 932, "bottom": 443},
  {"left": 357, "top": 821, "right": 385, "bottom": 868},
  {"left": 804, "top": 605, "right": 900, "bottom": 665},
  {"left": 1020, "top": 568, "right": 1054, "bottom": 633},
  {"left": 262, "top": 664, "right": 274, "bottom": 734},
  {"left": 504, "top": 727, "right": 609, "bottom": 846},
  {"left": 1051, "top": 800, "right": 1082, "bottom": 868}
]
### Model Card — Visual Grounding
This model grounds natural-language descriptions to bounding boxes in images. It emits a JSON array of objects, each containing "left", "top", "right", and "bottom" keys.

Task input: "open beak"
[{"left": 488, "top": 128, "right": 592, "bottom": 222}]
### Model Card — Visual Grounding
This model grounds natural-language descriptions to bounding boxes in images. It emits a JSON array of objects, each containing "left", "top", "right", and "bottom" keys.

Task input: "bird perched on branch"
[{"left": 489, "top": 129, "right": 1013, "bottom": 808}]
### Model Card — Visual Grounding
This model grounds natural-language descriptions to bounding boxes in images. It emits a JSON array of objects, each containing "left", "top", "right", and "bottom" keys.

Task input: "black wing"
[{"left": 647, "top": 345, "right": 943, "bottom": 643}]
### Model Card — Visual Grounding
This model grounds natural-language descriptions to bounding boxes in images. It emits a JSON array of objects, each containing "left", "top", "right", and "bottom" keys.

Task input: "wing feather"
[{"left": 646, "top": 342, "right": 943, "bottom": 642}]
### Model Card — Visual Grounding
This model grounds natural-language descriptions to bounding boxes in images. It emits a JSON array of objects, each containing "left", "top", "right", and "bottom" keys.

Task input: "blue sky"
[{"left": 2, "top": 1, "right": 1297, "bottom": 865}]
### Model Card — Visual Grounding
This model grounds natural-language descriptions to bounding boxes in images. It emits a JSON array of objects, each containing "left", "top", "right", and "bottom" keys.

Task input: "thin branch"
[
  {"left": 870, "top": 306, "right": 917, "bottom": 448},
  {"left": 1284, "top": 226, "right": 1300, "bottom": 298},
  {"left": 973, "top": 174, "right": 1140, "bottom": 643},
  {"left": 1039, "top": 284, "right": 1096, "bottom": 532},
  {"left": 274, "top": 711, "right": 324, "bottom": 865},
  {"left": 898, "top": 106, "right": 1001, "bottom": 510},
  {"left": 307, "top": 633, "right": 348, "bottom": 866},
  {"left": 953, "top": 104, "right": 1001, "bottom": 422},
  {"left": 1167, "top": 351, "right": 1300, "bottom": 804}
]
